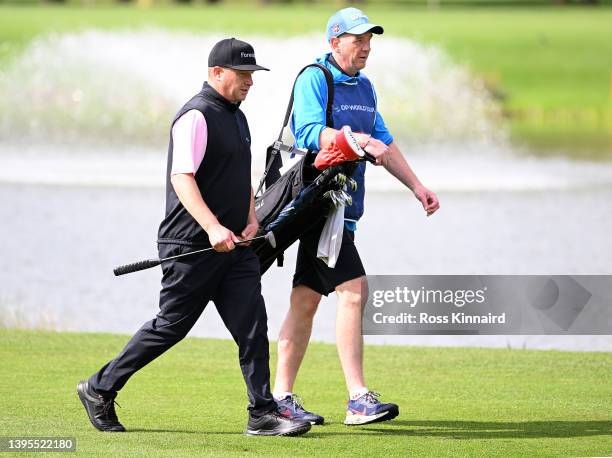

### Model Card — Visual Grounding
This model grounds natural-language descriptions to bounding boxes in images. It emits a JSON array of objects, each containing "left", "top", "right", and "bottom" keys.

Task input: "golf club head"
[
  {"left": 338, "top": 126, "right": 375, "bottom": 164},
  {"left": 341, "top": 125, "right": 364, "bottom": 157},
  {"left": 265, "top": 231, "right": 277, "bottom": 249}
]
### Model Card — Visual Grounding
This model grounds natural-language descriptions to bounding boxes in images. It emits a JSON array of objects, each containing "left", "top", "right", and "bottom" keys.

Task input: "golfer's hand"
[
  {"left": 362, "top": 138, "right": 389, "bottom": 166},
  {"left": 240, "top": 222, "right": 259, "bottom": 246},
  {"left": 414, "top": 186, "right": 440, "bottom": 216},
  {"left": 207, "top": 224, "right": 239, "bottom": 252}
]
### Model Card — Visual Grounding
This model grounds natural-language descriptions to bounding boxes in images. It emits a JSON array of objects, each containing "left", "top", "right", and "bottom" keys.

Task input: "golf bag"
[{"left": 252, "top": 64, "right": 356, "bottom": 273}]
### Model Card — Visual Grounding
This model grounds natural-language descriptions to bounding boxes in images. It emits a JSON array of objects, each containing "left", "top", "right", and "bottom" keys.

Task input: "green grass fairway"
[
  {"left": 1, "top": 329, "right": 610, "bottom": 456},
  {"left": 0, "top": 5, "right": 611, "bottom": 156}
]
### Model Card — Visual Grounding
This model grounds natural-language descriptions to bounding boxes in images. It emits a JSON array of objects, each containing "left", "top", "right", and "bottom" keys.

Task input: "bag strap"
[
  {"left": 255, "top": 63, "right": 334, "bottom": 197},
  {"left": 277, "top": 63, "right": 334, "bottom": 142}
]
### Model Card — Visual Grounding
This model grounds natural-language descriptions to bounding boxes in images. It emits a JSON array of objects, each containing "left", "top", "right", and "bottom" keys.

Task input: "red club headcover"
[{"left": 314, "top": 126, "right": 365, "bottom": 170}]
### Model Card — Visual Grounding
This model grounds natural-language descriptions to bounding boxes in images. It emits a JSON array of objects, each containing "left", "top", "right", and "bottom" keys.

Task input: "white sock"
[
  {"left": 349, "top": 387, "right": 369, "bottom": 400},
  {"left": 273, "top": 391, "right": 293, "bottom": 400}
]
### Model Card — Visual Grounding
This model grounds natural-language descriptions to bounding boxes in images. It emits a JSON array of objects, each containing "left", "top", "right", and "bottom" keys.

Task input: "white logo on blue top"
[{"left": 338, "top": 104, "right": 375, "bottom": 113}]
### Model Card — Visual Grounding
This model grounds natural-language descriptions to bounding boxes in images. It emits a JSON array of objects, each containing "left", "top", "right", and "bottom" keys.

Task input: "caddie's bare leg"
[{"left": 335, "top": 276, "right": 367, "bottom": 393}]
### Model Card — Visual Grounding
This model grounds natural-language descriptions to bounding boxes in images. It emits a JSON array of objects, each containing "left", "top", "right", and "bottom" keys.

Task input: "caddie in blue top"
[{"left": 273, "top": 8, "right": 440, "bottom": 426}]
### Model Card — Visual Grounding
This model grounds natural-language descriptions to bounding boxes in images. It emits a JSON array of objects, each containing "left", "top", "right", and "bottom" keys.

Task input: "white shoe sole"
[
  {"left": 344, "top": 410, "right": 391, "bottom": 425},
  {"left": 245, "top": 423, "right": 311, "bottom": 437}
]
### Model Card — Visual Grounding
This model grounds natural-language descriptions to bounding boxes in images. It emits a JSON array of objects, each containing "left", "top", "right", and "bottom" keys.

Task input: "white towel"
[{"left": 317, "top": 203, "right": 345, "bottom": 268}]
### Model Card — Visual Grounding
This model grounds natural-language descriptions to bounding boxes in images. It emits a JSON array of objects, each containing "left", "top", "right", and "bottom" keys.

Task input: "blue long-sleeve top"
[
  {"left": 290, "top": 53, "right": 394, "bottom": 228},
  {"left": 291, "top": 53, "right": 393, "bottom": 151}
]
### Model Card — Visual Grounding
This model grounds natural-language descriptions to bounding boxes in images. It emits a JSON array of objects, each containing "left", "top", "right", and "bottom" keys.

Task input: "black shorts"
[{"left": 292, "top": 220, "right": 366, "bottom": 296}]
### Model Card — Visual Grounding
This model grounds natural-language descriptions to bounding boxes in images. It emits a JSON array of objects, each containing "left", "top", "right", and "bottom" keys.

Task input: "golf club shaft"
[
  {"left": 362, "top": 152, "right": 376, "bottom": 164},
  {"left": 162, "top": 234, "right": 269, "bottom": 262},
  {"left": 113, "top": 234, "right": 270, "bottom": 277}
]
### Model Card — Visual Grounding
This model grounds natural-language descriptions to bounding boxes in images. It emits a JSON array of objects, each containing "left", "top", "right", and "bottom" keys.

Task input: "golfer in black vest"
[{"left": 77, "top": 38, "right": 311, "bottom": 437}]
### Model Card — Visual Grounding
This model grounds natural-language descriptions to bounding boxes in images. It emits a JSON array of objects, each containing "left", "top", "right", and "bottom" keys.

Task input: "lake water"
[{"left": 1, "top": 148, "right": 611, "bottom": 352}]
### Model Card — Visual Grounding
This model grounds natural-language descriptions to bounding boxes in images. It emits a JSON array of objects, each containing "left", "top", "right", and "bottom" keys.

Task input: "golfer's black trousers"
[{"left": 89, "top": 244, "right": 275, "bottom": 416}]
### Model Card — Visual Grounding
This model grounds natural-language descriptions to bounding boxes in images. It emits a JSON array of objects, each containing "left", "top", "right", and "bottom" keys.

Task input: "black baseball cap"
[{"left": 208, "top": 38, "right": 270, "bottom": 72}]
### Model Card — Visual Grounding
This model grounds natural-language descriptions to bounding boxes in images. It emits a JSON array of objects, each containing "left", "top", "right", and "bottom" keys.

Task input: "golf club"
[
  {"left": 339, "top": 126, "right": 377, "bottom": 164},
  {"left": 113, "top": 232, "right": 276, "bottom": 276}
]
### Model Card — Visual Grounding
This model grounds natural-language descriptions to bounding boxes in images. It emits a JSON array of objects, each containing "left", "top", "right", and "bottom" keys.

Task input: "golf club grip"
[{"left": 113, "top": 259, "right": 161, "bottom": 276}]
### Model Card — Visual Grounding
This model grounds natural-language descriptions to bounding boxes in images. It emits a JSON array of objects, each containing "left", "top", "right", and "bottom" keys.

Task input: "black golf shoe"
[
  {"left": 246, "top": 409, "right": 311, "bottom": 436},
  {"left": 77, "top": 380, "right": 126, "bottom": 432}
]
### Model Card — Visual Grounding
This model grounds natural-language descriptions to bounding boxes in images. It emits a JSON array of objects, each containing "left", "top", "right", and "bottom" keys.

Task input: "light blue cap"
[{"left": 326, "top": 8, "right": 384, "bottom": 42}]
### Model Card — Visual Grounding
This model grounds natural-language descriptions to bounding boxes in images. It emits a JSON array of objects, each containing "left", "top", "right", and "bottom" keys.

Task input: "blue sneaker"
[
  {"left": 344, "top": 391, "right": 399, "bottom": 425},
  {"left": 276, "top": 394, "right": 324, "bottom": 425}
]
